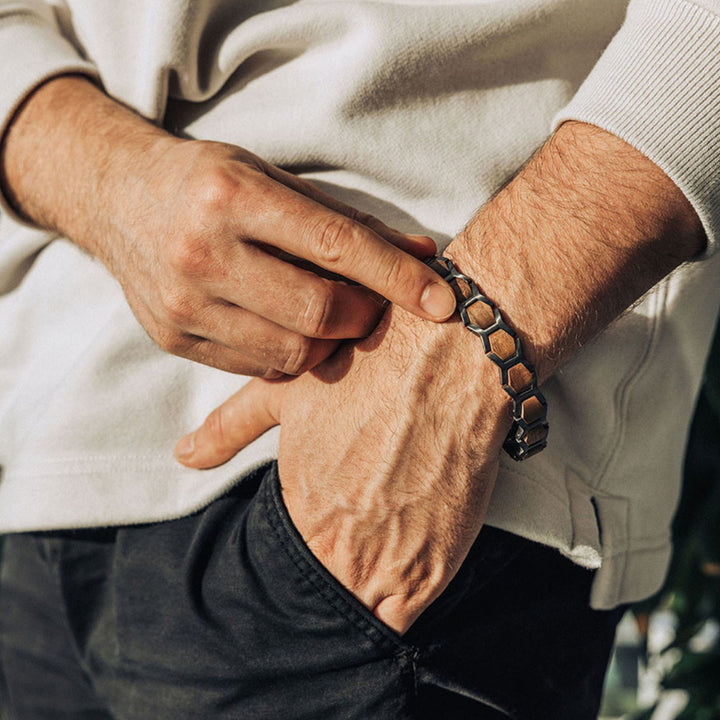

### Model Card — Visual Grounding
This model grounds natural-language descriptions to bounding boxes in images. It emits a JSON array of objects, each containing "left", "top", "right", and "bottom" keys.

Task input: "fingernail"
[
  {"left": 174, "top": 433, "right": 195, "bottom": 460},
  {"left": 421, "top": 282, "right": 456, "bottom": 320}
]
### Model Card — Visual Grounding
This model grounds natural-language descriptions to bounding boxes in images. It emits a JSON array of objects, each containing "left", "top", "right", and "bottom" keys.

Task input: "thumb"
[{"left": 174, "top": 378, "right": 284, "bottom": 469}]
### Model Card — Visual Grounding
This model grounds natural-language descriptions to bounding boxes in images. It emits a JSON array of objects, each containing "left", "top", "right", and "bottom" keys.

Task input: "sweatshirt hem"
[{"left": 0, "top": 455, "right": 275, "bottom": 532}]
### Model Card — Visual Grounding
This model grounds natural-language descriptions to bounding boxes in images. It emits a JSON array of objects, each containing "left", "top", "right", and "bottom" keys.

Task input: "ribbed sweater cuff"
[
  {"left": 554, "top": 0, "right": 720, "bottom": 258},
  {"left": 0, "top": 9, "right": 98, "bottom": 223}
]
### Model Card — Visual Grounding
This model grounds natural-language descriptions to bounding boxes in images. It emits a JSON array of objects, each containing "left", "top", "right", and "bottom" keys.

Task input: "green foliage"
[{"left": 630, "top": 318, "right": 720, "bottom": 719}]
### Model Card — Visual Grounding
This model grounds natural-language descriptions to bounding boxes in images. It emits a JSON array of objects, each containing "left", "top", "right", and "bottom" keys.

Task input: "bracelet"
[{"left": 425, "top": 255, "right": 549, "bottom": 461}]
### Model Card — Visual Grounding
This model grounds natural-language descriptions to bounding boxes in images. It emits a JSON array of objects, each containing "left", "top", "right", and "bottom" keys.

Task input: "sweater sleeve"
[
  {"left": 553, "top": 0, "right": 720, "bottom": 258},
  {"left": 0, "top": 1, "right": 99, "bottom": 220}
]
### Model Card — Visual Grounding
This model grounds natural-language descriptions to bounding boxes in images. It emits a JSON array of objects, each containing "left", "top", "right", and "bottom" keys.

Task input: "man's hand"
[
  {"left": 0, "top": 76, "right": 456, "bottom": 375},
  {"left": 172, "top": 121, "right": 705, "bottom": 634},
  {"left": 175, "top": 306, "right": 513, "bottom": 634}
]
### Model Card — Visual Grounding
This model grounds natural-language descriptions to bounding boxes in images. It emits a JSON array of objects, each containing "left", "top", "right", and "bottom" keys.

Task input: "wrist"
[
  {"left": 423, "top": 255, "right": 548, "bottom": 460},
  {"left": 444, "top": 121, "right": 705, "bottom": 384},
  {"left": 0, "top": 75, "right": 175, "bottom": 256},
  {"left": 442, "top": 226, "right": 552, "bottom": 381},
  {"left": 386, "top": 303, "right": 515, "bottom": 445}
]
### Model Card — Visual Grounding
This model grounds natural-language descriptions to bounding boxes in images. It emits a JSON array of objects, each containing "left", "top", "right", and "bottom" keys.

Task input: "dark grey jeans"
[{"left": 0, "top": 462, "right": 622, "bottom": 719}]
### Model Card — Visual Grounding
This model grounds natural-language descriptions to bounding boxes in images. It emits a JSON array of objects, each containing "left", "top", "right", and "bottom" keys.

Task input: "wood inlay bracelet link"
[{"left": 425, "top": 256, "right": 549, "bottom": 461}]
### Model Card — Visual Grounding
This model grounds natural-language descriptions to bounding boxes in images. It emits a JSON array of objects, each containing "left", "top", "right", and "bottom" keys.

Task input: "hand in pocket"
[{"left": 176, "top": 306, "right": 513, "bottom": 634}]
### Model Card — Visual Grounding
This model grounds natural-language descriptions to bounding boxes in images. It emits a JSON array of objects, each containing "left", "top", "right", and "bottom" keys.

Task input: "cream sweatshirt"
[{"left": 0, "top": 0, "right": 719, "bottom": 609}]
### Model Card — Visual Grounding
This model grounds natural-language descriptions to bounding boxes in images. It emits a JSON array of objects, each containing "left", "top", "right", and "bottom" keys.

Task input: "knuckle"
[
  {"left": 300, "top": 285, "right": 335, "bottom": 337},
  {"left": 279, "top": 336, "right": 313, "bottom": 376},
  {"left": 160, "top": 287, "right": 195, "bottom": 326},
  {"left": 168, "top": 235, "right": 214, "bottom": 277},
  {"left": 154, "top": 327, "right": 189, "bottom": 355},
  {"left": 191, "top": 167, "right": 241, "bottom": 212},
  {"left": 313, "top": 216, "right": 355, "bottom": 265}
]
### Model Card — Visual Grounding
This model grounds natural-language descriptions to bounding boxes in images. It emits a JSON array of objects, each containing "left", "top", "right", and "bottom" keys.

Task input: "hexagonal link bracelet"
[{"left": 425, "top": 256, "right": 549, "bottom": 461}]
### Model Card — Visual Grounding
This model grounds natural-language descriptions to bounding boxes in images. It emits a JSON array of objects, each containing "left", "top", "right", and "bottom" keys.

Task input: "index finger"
[
  {"left": 236, "top": 176, "right": 457, "bottom": 322},
  {"left": 262, "top": 163, "right": 438, "bottom": 258}
]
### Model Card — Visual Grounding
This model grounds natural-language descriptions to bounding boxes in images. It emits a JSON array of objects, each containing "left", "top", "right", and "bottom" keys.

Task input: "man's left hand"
[
  {"left": 173, "top": 119, "right": 708, "bottom": 635},
  {"left": 175, "top": 306, "right": 512, "bottom": 634}
]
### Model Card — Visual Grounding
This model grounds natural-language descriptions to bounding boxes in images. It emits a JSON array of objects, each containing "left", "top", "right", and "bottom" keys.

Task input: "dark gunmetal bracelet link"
[{"left": 425, "top": 255, "right": 549, "bottom": 461}]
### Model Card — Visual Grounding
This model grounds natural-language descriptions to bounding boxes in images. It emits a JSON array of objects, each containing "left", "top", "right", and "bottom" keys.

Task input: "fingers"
[
  {"left": 218, "top": 244, "right": 386, "bottom": 341},
  {"left": 136, "top": 290, "right": 341, "bottom": 376},
  {"left": 177, "top": 338, "right": 286, "bottom": 378},
  {"left": 182, "top": 334, "right": 338, "bottom": 377},
  {"left": 174, "top": 378, "right": 284, "bottom": 468},
  {"left": 233, "top": 175, "right": 456, "bottom": 322},
  {"left": 187, "top": 304, "right": 340, "bottom": 376},
  {"left": 262, "top": 164, "right": 437, "bottom": 258}
]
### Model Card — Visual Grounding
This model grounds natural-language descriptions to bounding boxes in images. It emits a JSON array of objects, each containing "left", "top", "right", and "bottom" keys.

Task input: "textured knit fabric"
[{"left": 0, "top": 0, "right": 719, "bottom": 609}]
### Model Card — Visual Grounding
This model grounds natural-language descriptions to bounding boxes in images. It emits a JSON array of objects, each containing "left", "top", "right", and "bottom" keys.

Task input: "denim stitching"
[{"left": 262, "top": 468, "right": 410, "bottom": 653}]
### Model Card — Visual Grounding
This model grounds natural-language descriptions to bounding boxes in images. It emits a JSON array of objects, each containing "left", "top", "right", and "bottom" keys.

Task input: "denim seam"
[
  {"left": 392, "top": 647, "right": 420, "bottom": 719},
  {"left": 262, "top": 470, "right": 410, "bottom": 654}
]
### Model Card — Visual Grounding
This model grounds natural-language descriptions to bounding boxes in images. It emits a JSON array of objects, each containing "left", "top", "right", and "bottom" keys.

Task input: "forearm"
[
  {"left": 0, "top": 75, "right": 174, "bottom": 257},
  {"left": 174, "top": 122, "right": 710, "bottom": 635},
  {"left": 444, "top": 121, "right": 706, "bottom": 384},
  {"left": 0, "top": 75, "right": 455, "bottom": 376}
]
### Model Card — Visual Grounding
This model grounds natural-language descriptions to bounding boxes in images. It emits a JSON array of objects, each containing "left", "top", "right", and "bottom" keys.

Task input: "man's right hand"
[{"left": 0, "top": 76, "right": 455, "bottom": 375}]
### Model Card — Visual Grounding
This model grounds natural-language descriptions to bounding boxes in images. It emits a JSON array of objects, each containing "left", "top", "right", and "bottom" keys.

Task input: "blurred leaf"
[
  {"left": 628, "top": 311, "right": 720, "bottom": 712},
  {"left": 663, "top": 652, "right": 720, "bottom": 703},
  {"left": 629, "top": 706, "right": 657, "bottom": 720},
  {"left": 676, "top": 701, "right": 719, "bottom": 720}
]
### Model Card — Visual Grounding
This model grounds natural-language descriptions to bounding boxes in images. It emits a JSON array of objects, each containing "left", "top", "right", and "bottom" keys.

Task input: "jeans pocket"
[
  {"left": 259, "top": 461, "right": 411, "bottom": 652},
  {"left": 405, "top": 523, "right": 532, "bottom": 641}
]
